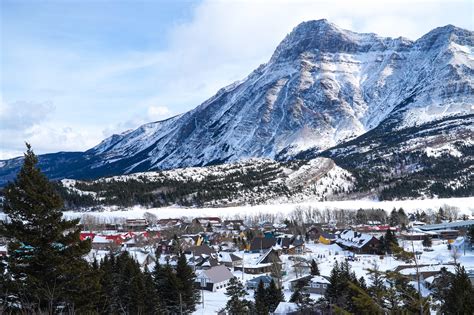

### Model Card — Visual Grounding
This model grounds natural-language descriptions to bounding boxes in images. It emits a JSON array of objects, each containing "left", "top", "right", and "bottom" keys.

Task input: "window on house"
[{"left": 323, "top": 284, "right": 327, "bottom": 288}]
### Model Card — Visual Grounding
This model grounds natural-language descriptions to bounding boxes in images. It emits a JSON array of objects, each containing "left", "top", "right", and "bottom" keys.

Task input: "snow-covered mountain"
[{"left": 0, "top": 20, "right": 472, "bottom": 189}]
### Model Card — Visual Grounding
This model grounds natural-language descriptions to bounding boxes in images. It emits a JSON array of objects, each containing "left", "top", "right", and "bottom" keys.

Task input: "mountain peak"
[
  {"left": 416, "top": 24, "right": 473, "bottom": 50},
  {"left": 270, "top": 19, "right": 380, "bottom": 63}
]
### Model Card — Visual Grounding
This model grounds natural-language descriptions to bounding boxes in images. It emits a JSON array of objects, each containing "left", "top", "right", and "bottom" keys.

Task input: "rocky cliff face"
[{"left": 0, "top": 20, "right": 472, "bottom": 187}]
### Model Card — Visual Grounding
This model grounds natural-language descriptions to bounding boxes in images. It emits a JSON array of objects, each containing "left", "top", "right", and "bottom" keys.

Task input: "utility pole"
[
  {"left": 411, "top": 237, "right": 424, "bottom": 315},
  {"left": 179, "top": 293, "right": 183, "bottom": 315},
  {"left": 241, "top": 249, "right": 245, "bottom": 282}
]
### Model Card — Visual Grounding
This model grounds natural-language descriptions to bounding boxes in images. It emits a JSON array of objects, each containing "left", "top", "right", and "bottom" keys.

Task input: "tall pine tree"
[
  {"left": 310, "top": 259, "right": 320, "bottom": 276},
  {"left": 266, "top": 279, "right": 284, "bottom": 313},
  {"left": 176, "top": 251, "right": 200, "bottom": 313},
  {"left": 254, "top": 280, "right": 268, "bottom": 315},
  {"left": 0, "top": 144, "right": 99, "bottom": 313},
  {"left": 442, "top": 265, "right": 474, "bottom": 314}
]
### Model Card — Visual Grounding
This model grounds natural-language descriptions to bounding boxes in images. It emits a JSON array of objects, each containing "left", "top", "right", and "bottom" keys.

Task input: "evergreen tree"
[
  {"left": 384, "top": 228, "right": 398, "bottom": 254},
  {"left": 225, "top": 277, "right": 253, "bottom": 314},
  {"left": 347, "top": 282, "right": 383, "bottom": 314},
  {"left": 468, "top": 226, "right": 474, "bottom": 245},
  {"left": 422, "top": 235, "right": 432, "bottom": 248},
  {"left": 389, "top": 209, "right": 399, "bottom": 227},
  {"left": 0, "top": 144, "right": 99, "bottom": 313},
  {"left": 310, "top": 259, "right": 320, "bottom": 276},
  {"left": 431, "top": 267, "right": 454, "bottom": 309},
  {"left": 254, "top": 280, "right": 268, "bottom": 315},
  {"left": 443, "top": 265, "right": 474, "bottom": 314},
  {"left": 367, "top": 263, "right": 386, "bottom": 308},
  {"left": 176, "top": 251, "right": 200, "bottom": 313},
  {"left": 325, "top": 261, "right": 360, "bottom": 312},
  {"left": 161, "top": 263, "right": 181, "bottom": 313},
  {"left": 143, "top": 268, "right": 161, "bottom": 314},
  {"left": 266, "top": 279, "right": 284, "bottom": 313},
  {"left": 290, "top": 281, "right": 315, "bottom": 313}
]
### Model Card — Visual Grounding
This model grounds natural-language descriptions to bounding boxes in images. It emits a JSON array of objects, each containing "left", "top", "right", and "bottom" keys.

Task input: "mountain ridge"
[{"left": 0, "top": 20, "right": 472, "bottom": 190}]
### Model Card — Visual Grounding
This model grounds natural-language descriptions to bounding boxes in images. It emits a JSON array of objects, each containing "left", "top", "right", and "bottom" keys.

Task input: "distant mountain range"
[{"left": 1, "top": 19, "right": 472, "bottom": 201}]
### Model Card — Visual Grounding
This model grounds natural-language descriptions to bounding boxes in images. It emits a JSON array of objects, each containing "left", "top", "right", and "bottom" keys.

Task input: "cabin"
[
  {"left": 195, "top": 265, "right": 234, "bottom": 292},
  {"left": 335, "top": 230, "right": 380, "bottom": 254},
  {"left": 305, "top": 276, "right": 330, "bottom": 295}
]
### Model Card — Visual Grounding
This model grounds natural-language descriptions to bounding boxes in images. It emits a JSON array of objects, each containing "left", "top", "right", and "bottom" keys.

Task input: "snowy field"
[{"left": 59, "top": 197, "right": 474, "bottom": 223}]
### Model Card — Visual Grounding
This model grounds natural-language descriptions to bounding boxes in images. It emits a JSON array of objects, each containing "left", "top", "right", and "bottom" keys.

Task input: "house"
[
  {"left": 235, "top": 248, "right": 282, "bottom": 274},
  {"left": 195, "top": 265, "right": 234, "bottom": 292},
  {"left": 307, "top": 226, "right": 324, "bottom": 241},
  {"left": 193, "top": 217, "right": 222, "bottom": 228},
  {"left": 122, "top": 219, "right": 148, "bottom": 232},
  {"left": 249, "top": 237, "right": 276, "bottom": 253},
  {"left": 318, "top": 232, "right": 336, "bottom": 245},
  {"left": 400, "top": 230, "right": 437, "bottom": 241},
  {"left": 218, "top": 252, "right": 242, "bottom": 268},
  {"left": 276, "top": 235, "right": 305, "bottom": 255},
  {"left": 193, "top": 255, "right": 220, "bottom": 270},
  {"left": 246, "top": 275, "right": 274, "bottom": 290},
  {"left": 288, "top": 275, "right": 313, "bottom": 291},
  {"left": 305, "top": 276, "right": 330, "bottom": 295},
  {"left": 157, "top": 218, "right": 184, "bottom": 227},
  {"left": 306, "top": 226, "right": 335, "bottom": 244},
  {"left": 335, "top": 230, "right": 380, "bottom": 254},
  {"left": 91, "top": 235, "right": 115, "bottom": 250}
]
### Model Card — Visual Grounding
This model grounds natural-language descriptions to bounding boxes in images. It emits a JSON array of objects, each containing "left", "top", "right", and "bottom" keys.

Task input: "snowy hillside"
[{"left": 56, "top": 157, "right": 355, "bottom": 209}]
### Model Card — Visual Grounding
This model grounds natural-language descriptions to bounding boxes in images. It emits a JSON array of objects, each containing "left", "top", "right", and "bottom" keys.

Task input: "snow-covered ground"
[
  {"left": 189, "top": 240, "right": 474, "bottom": 314},
  {"left": 60, "top": 197, "right": 474, "bottom": 223}
]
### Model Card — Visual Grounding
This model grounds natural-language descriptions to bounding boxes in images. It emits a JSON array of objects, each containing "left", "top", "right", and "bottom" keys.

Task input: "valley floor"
[{"left": 61, "top": 197, "right": 474, "bottom": 223}]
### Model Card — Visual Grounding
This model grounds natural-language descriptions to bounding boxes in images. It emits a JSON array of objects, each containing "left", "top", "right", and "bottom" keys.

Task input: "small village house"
[{"left": 195, "top": 265, "right": 234, "bottom": 292}]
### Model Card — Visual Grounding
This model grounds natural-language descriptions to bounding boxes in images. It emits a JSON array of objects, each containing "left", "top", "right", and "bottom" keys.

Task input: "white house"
[{"left": 195, "top": 265, "right": 234, "bottom": 292}]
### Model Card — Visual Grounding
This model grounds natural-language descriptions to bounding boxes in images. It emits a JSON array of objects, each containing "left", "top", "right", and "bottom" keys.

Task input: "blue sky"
[{"left": 1, "top": 0, "right": 472, "bottom": 159}]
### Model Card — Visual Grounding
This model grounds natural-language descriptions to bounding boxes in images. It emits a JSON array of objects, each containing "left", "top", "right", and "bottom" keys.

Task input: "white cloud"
[
  {"left": 0, "top": 98, "right": 103, "bottom": 158},
  {"left": 147, "top": 105, "right": 172, "bottom": 121}
]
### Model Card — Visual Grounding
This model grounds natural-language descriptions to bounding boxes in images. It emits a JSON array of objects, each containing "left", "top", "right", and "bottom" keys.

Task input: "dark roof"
[
  {"left": 250, "top": 237, "right": 276, "bottom": 251},
  {"left": 247, "top": 275, "right": 273, "bottom": 284},
  {"left": 186, "top": 244, "right": 216, "bottom": 256}
]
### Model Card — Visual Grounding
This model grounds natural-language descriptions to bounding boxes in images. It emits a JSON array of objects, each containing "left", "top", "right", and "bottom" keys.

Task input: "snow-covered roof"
[
  {"left": 399, "top": 265, "right": 456, "bottom": 276},
  {"left": 310, "top": 276, "right": 330, "bottom": 284},
  {"left": 196, "top": 265, "right": 234, "bottom": 284},
  {"left": 218, "top": 252, "right": 242, "bottom": 263},
  {"left": 336, "top": 230, "right": 375, "bottom": 249},
  {"left": 92, "top": 235, "right": 112, "bottom": 244}
]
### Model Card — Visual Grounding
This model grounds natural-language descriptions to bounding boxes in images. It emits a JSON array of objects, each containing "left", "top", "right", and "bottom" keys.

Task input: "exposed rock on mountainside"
[{"left": 0, "top": 20, "right": 472, "bottom": 200}]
